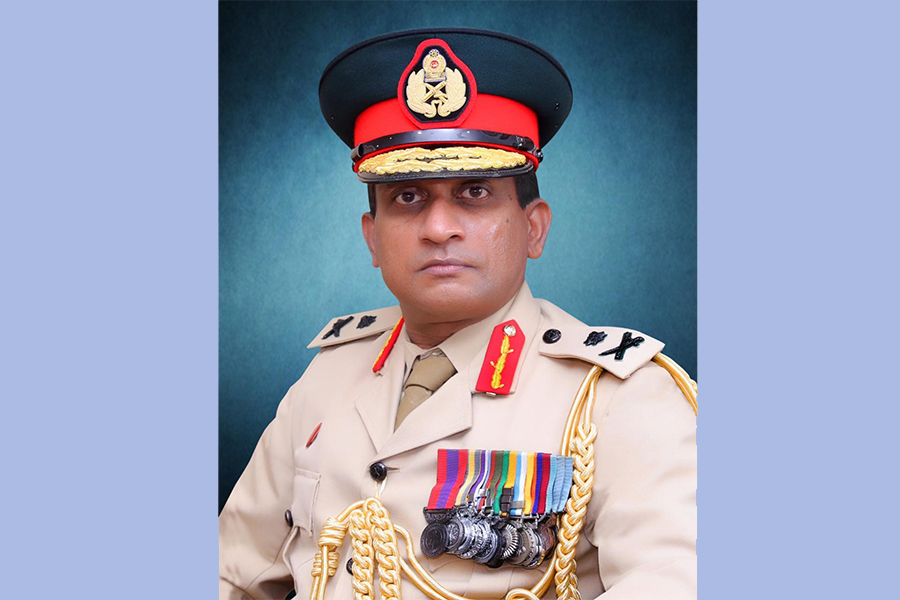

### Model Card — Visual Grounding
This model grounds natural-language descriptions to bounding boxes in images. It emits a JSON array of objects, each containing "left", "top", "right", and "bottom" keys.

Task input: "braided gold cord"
[
  {"left": 366, "top": 498, "right": 403, "bottom": 600},
  {"left": 312, "top": 516, "right": 349, "bottom": 600},
  {"left": 322, "top": 552, "right": 339, "bottom": 576},
  {"left": 316, "top": 516, "right": 348, "bottom": 564},
  {"left": 554, "top": 423, "right": 597, "bottom": 600},
  {"left": 552, "top": 365, "right": 601, "bottom": 600},
  {"left": 310, "top": 356, "right": 695, "bottom": 599},
  {"left": 350, "top": 508, "right": 375, "bottom": 600}
]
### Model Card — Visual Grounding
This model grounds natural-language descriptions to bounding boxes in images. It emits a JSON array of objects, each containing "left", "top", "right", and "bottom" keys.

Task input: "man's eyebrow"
[
  {"left": 380, "top": 182, "right": 421, "bottom": 193},
  {"left": 378, "top": 179, "right": 492, "bottom": 196},
  {"left": 452, "top": 178, "right": 492, "bottom": 190}
]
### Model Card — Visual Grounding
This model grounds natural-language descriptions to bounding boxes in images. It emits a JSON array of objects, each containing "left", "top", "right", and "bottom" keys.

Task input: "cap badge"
[
  {"left": 398, "top": 39, "right": 477, "bottom": 128},
  {"left": 406, "top": 48, "right": 466, "bottom": 119}
]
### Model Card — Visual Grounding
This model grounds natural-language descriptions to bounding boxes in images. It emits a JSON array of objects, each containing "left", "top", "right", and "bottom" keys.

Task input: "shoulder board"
[
  {"left": 539, "top": 324, "right": 664, "bottom": 380},
  {"left": 307, "top": 305, "right": 403, "bottom": 350}
]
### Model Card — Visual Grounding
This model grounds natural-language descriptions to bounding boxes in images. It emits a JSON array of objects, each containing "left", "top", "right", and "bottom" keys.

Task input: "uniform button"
[
  {"left": 369, "top": 461, "right": 388, "bottom": 481},
  {"left": 542, "top": 329, "right": 561, "bottom": 344},
  {"left": 284, "top": 509, "right": 293, "bottom": 527},
  {"left": 346, "top": 558, "right": 354, "bottom": 574}
]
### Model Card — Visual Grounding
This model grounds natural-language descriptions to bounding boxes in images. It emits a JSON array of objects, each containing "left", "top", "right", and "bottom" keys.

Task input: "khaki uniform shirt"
[{"left": 219, "top": 282, "right": 697, "bottom": 599}]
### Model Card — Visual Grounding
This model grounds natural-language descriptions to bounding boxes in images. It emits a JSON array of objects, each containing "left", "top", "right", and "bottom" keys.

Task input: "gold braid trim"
[
  {"left": 311, "top": 354, "right": 696, "bottom": 599},
  {"left": 366, "top": 498, "right": 403, "bottom": 600},
  {"left": 349, "top": 508, "right": 375, "bottom": 600},
  {"left": 311, "top": 500, "right": 403, "bottom": 600},
  {"left": 548, "top": 366, "right": 601, "bottom": 600},
  {"left": 358, "top": 146, "right": 527, "bottom": 175},
  {"left": 311, "top": 516, "right": 349, "bottom": 600}
]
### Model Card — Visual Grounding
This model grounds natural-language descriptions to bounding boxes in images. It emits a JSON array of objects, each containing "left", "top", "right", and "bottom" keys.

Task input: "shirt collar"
[{"left": 398, "top": 280, "right": 541, "bottom": 392}]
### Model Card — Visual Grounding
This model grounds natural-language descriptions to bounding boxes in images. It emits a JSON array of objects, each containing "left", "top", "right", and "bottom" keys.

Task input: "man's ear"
[
  {"left": 524, "top": 198, "right": 552, "bottom": 259},
  {"left": 361, "top": 212, "right": 380, "bottom": 267}
]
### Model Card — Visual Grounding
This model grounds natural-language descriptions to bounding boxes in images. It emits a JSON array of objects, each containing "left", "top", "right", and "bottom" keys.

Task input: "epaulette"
[
  {"left": 307, "top": 305, "right": 403, "bottom": 350},
  {"left": 538, "top": 324, "right": 664, "bottom": 380},
  {"left": 539, "top": 322, "right": 698, "bottom": 415}
]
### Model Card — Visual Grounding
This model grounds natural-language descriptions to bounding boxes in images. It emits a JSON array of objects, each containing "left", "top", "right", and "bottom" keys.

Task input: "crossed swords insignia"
[
  {"left": 599, "top": 331, "right": 645, "bottom": 361},
  {"left": 423, "top": 79, "right": 449, "bottom": 104}
]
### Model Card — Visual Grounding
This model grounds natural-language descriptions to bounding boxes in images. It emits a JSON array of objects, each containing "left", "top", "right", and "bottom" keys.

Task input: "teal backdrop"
[{"left": 220, "top": 1, "right": 697, "bottom": 512}]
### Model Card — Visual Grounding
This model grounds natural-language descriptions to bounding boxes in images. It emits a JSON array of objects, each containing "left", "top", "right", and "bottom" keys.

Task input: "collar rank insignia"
[
  {"left": 400, "top": 39, "right": 477, "bottom": 127},
  {"left": 475, "top": 320, "right": 525, "bottom": 395},
  {"left": 307, "top": 305, "right": 402, "bottom": 350},
  {"left": 421, "top": 448, "right": 574, "bottom": 569}
]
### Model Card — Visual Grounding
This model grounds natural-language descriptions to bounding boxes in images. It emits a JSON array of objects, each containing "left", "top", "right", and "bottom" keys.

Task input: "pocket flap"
[{"left": 291, "top": 467, "right": 321, "bottom": 535}]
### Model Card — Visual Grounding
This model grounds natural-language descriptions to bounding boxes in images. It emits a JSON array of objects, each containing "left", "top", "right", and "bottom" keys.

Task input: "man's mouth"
[{"left": 419, "top": 258, "right": 470, "bottom": 275}]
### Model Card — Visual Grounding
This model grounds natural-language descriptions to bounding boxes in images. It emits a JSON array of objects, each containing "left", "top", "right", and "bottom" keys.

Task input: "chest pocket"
[
  {"left": 283, "top": 467, "right": 321, "bottom": 596},
  {"left": 291, "top": 467, "right": 321, "bottom": 536}
]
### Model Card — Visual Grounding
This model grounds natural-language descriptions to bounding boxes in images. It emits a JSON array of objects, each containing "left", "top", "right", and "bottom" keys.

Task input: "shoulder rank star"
[{"left": 475, "top": 320, "right": 525, "bottom": 395}]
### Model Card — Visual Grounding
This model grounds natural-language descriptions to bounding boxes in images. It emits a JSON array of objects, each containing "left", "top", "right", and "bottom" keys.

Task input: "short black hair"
[{"left": 367, "top": 171, "right": 540, "bottom": 215}]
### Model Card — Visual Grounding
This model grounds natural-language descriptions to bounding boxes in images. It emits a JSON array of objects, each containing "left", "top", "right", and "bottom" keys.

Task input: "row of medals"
[{"left": 421, "top": 506, "right": 558, "bottom": 569}]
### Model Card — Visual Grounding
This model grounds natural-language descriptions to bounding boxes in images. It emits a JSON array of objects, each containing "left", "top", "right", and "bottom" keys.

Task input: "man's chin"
[{"left": 399, "top": 286, "right": 488, "bottom": 323}]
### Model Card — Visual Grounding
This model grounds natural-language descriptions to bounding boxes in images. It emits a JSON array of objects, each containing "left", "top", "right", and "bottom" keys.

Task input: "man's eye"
[
  {"left": 394, "top": 191, "right": 423, "bottom": 205},
  {"left": 461, "top": 185, "right": 488, "bottom": 199}
]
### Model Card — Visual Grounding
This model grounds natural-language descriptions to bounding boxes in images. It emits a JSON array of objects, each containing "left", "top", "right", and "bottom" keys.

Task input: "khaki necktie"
[{"left": 394, "top": 352, "right": 457, "bottom": 429}]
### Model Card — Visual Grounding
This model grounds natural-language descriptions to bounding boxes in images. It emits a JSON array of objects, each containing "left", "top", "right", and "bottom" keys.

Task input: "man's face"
[{"left": 361, "top": 176, "right": 551, "bottom": 326}]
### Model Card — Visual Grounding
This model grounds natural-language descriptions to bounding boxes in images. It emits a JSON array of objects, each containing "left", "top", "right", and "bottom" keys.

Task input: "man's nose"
[{"left": 419, "top": 195, "right": 464, "bottom": 245}]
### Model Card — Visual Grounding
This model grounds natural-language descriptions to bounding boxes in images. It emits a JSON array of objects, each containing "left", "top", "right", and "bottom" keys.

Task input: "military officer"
[{"left": 219, "top": 29, "right": 697, "bottom": 600}]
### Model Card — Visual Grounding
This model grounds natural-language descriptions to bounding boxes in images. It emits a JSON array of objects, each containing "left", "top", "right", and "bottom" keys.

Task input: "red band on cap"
[{"left": 353, "top": 94, "right": 539, "bottom": 149}]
